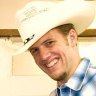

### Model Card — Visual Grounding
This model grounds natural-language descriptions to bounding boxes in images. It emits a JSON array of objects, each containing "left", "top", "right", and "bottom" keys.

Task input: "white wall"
[
  {"left": 0, "top": 39, "right": 56, "bottom": 96},
  {"left": 0, "top": 76, "right": 56, "bottom": 96},
  {"left": 0, "top": 38, "right": 96, "bottom": 96},
  {"left": 79, "top": 38, "right": 96, "bottom": 66}
]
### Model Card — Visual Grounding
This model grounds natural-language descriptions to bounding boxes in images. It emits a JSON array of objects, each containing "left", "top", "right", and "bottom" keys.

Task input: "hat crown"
[
  {"left": 16, "top": 1, "right": 58, "bottom": 41},
  {"left": 16, "top": 1, "right": 56, "bottom": 23}
]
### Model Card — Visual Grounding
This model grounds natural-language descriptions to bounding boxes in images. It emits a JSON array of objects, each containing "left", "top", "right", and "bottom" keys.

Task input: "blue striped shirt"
[{"left": 50, "top": 58, "right": 96, "bottom": 96}]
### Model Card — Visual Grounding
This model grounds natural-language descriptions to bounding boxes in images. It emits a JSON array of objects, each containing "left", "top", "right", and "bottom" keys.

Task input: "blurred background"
[{"left": 0, "top": 0, "right": 96, "bottom": 96}]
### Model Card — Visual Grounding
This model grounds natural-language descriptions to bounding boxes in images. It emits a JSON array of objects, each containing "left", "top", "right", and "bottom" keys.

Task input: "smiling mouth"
[{"left": 46, "top": 59, "right": 58, "bottom": 68}]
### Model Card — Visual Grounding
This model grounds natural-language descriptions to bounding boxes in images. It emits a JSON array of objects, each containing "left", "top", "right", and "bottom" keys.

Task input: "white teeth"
[{"left": 46, "top": 59, "right": 58, "bottom": 68}]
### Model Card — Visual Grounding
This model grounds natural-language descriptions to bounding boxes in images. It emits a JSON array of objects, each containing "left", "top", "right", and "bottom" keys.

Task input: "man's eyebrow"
[
  {"left": 29, "top": 39, "right": 54, "bottom": 51},
  {"left": 28, "top": 47, "right": 32, "bottom": 51},
  {"left": 28, "top": 45, "right": 37, "bottom": 51},
  {"left": 29, "top": 46, "right": 38, "bottom": 53},
  {"left": 41, "top": 39, "right": 53, "bottom": 45}
]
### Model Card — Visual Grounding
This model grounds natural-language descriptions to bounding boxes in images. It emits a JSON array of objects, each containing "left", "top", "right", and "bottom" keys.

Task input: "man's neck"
[{"left": 57, "top": 57, "right": 82, "bottom": 87}]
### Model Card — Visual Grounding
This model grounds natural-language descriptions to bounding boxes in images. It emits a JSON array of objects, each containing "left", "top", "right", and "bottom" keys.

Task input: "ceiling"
[{"left": 0, "top": 0, "right": 96, "bottom": 29}]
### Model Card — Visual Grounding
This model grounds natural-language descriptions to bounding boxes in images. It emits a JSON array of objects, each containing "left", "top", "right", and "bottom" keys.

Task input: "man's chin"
[{"left": 50, "top": 72, "right": 67, "bottom": 81}]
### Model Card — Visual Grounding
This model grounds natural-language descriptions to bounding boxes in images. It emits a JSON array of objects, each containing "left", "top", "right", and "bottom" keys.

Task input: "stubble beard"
[{"left": 51, "top": 72, "right": 67, "bottom": 81}]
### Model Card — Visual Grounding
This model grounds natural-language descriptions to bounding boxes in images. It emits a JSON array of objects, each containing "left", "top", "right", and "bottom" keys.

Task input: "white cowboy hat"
[{"left": 13, "top": 1, "right": 95, "bottom": 55}]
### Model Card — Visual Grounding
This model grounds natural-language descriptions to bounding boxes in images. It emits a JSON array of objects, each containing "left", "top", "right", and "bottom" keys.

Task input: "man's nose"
[{"left": 39, "top": 47, "right": 51, "bottom": 60}]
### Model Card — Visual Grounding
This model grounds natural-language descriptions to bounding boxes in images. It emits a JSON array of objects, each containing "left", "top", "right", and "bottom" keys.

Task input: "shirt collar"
[{"left": 65, "top": 58, "right": 90, "bottom": 91}]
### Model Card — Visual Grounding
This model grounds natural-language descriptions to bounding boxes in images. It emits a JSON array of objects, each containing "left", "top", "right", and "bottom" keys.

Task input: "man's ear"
[{"left": 67, "top": 29, "right": 77, "bottom": 47}]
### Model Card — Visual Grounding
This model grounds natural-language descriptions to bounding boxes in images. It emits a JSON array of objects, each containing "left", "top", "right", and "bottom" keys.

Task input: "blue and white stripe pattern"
[{"left": 55, "top": 58, "right": 96, "bottom": 96}]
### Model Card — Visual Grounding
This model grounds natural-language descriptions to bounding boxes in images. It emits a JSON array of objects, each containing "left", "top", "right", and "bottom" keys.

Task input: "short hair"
[{"left": 56, "top": 23, "right": 76, "bottom": 36}]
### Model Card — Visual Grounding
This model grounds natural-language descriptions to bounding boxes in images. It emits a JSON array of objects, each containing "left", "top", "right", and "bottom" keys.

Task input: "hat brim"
[{"left": 13, "top": 1, "right": 95, "bottom": 55}]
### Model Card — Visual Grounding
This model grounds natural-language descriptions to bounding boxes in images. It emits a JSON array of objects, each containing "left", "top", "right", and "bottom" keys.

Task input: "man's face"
[{"left": 29, "top": 28, "right": 76, "bottom": 81}]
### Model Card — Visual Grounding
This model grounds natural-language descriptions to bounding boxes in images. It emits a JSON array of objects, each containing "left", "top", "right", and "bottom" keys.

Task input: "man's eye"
[
  {"left": 46, "top": 41, "right": 55, "bottom": 46},
  {"left": 31, "top": 48, "right": 39, "bottom": 54}
]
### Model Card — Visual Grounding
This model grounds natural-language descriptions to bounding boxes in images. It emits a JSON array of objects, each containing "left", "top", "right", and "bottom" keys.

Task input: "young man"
[{"left": 14, "top": 1, "right": 96, "bottom": 96}]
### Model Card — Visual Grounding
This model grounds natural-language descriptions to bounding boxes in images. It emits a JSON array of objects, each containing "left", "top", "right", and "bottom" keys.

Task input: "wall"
[
  {"left": 0, "top": 37, "right": 96, "bottom": 96},
  {"left": 0, "top": 38, "right": 56, "bottom": 96},
  {"left": 79, "top": 37, "right": 96, "bottom": 66}
]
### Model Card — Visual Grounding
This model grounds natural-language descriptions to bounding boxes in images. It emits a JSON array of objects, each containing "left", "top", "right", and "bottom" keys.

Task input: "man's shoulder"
[
  {"left": 84, "top": 64, "right": 96, "bottom": 85},
  {"left": 88, "top": 64, "right": 96, "bottom": 76},
  {"left": 81, "top": 65, "right": 96, "bottom": 96}
]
